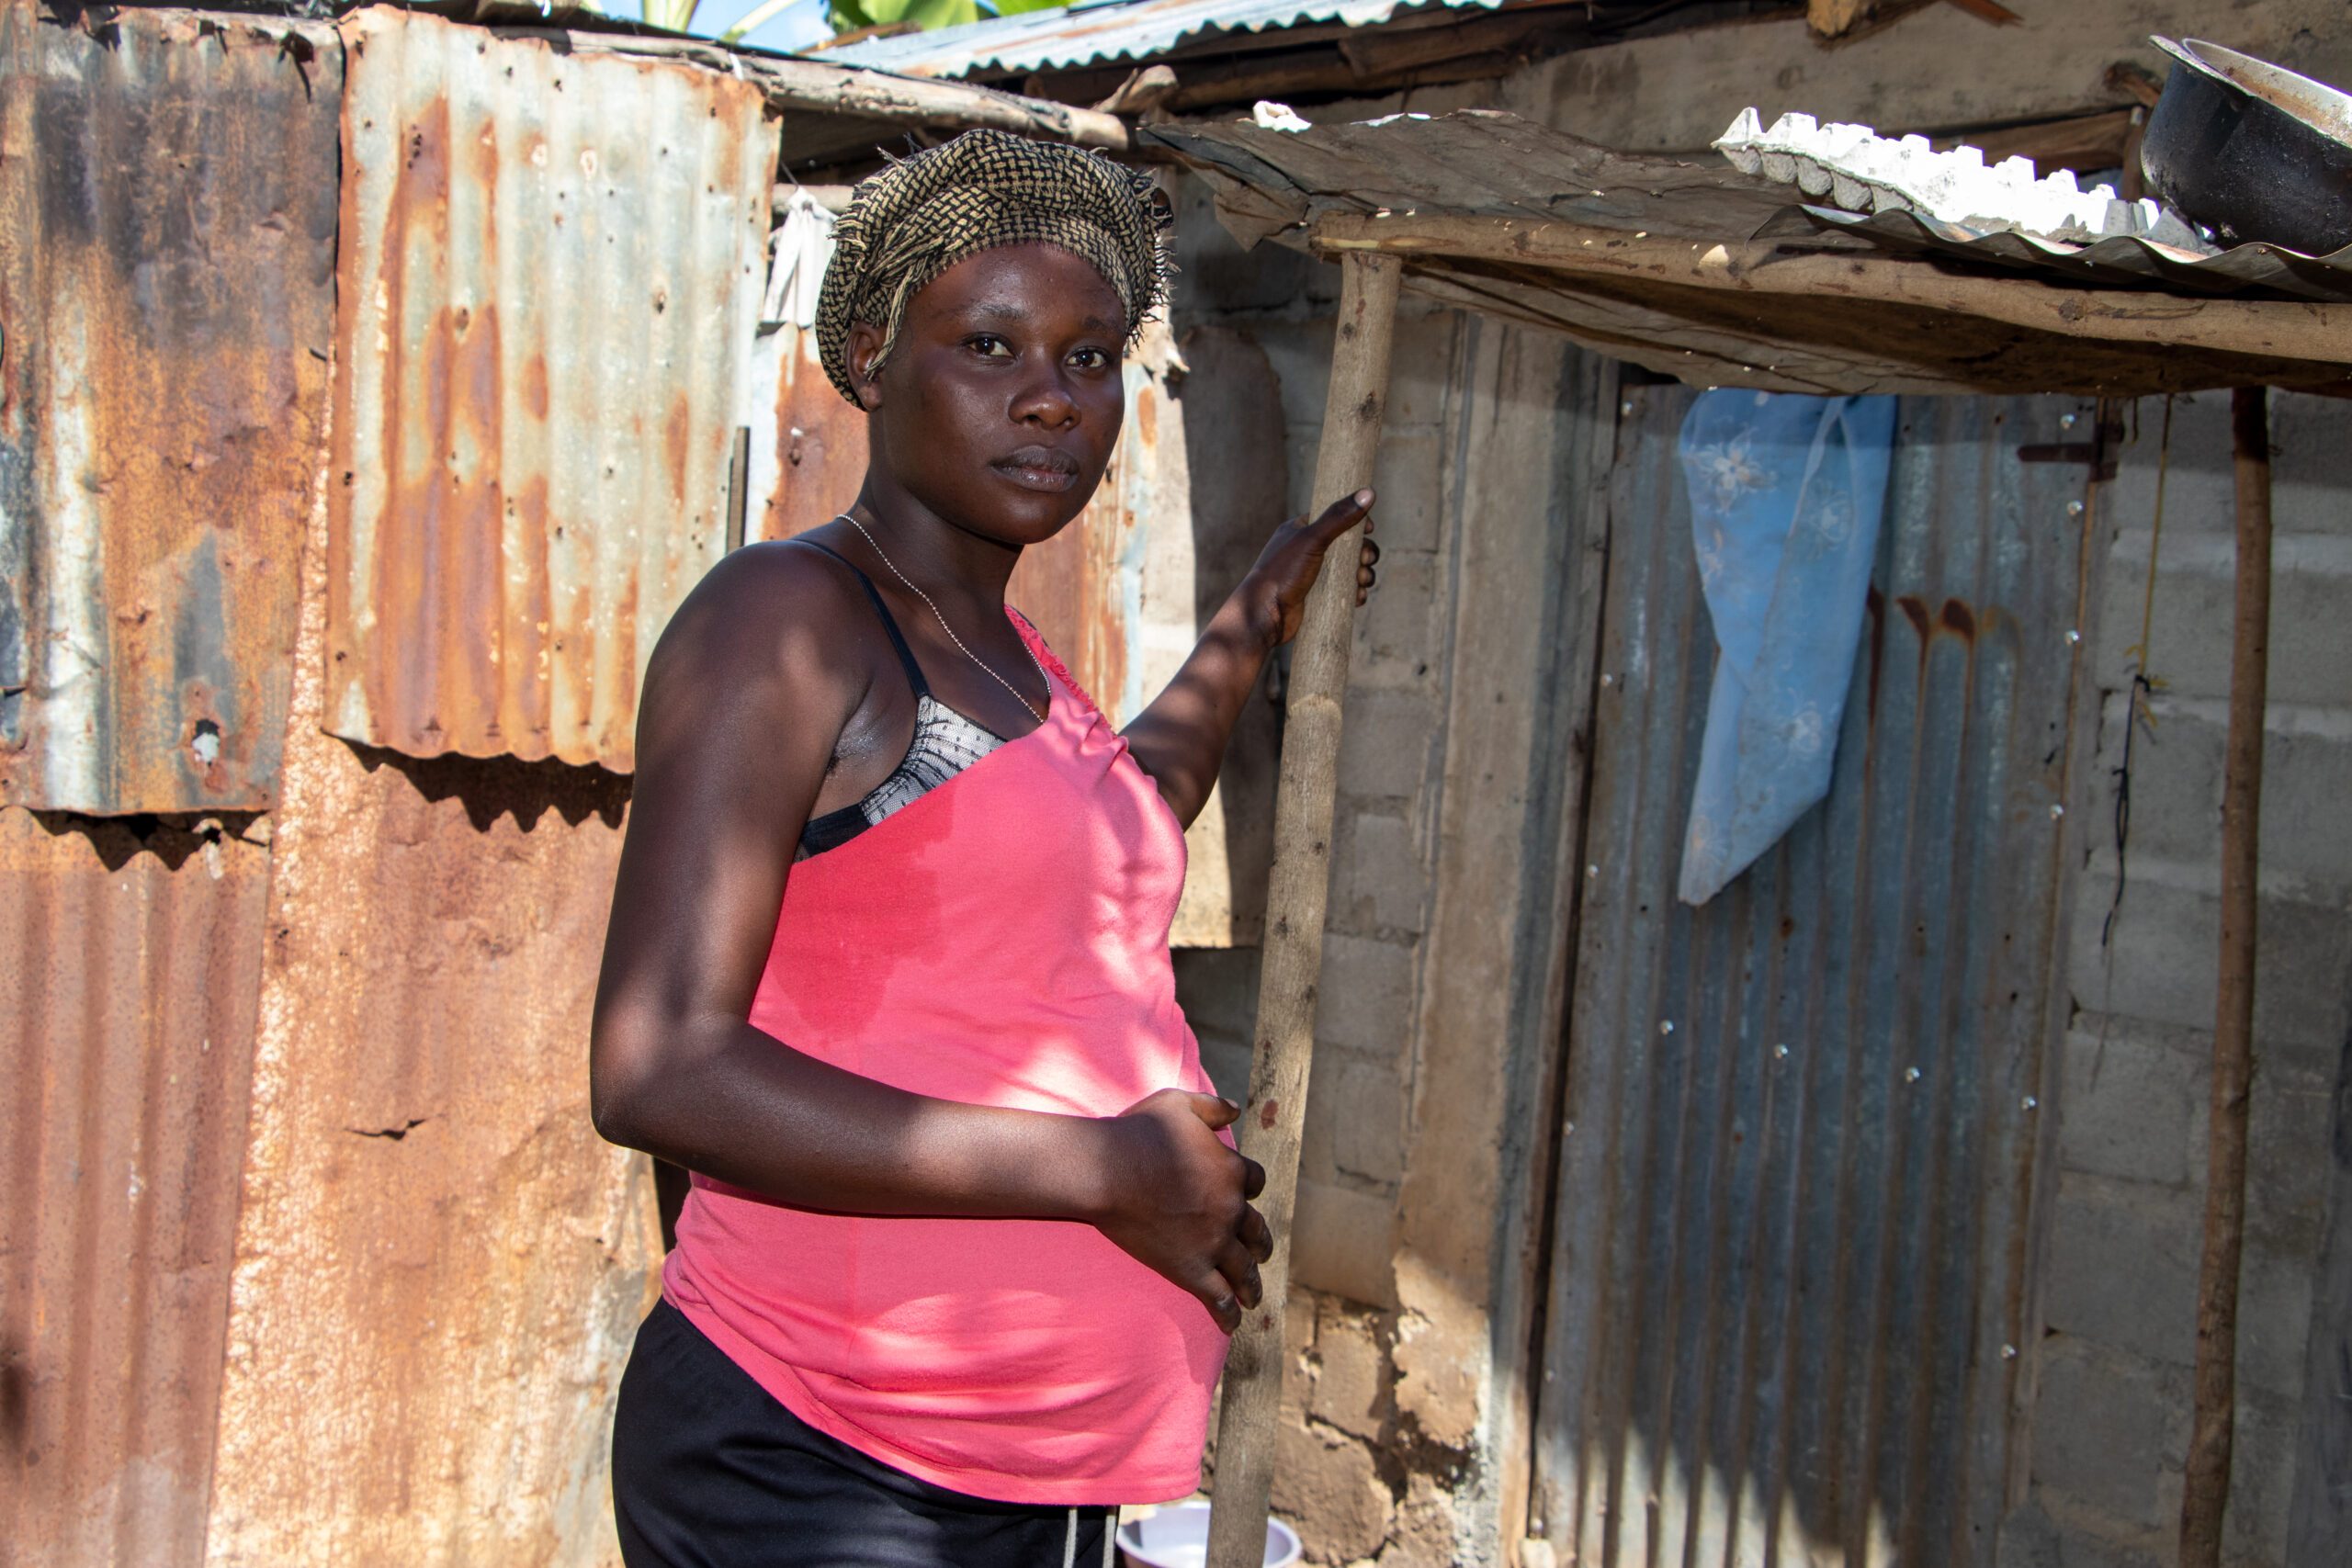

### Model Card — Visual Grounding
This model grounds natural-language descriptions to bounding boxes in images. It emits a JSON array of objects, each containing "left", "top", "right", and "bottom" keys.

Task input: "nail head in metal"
[
  {"left": 2022, "top": 1096, "right": 2039, "bottom": 1111},
  {"left": 1659, "top": 1021, "right": 1675, "bottom": 1035},
  {"left": 2066, "top": 499, "right": 2086, "bottom": 516},
  {"left": 2065, "top": 628, "right": 2082, "bottom": 645},
  {"left": 2060, "top": 412, "right": 2078, "bottom": 429},
  {"left": 1773, "top": 1043, "right": 1790, "bottom": 1059},
  {"left": 1905, "top": 1066, "right": 1922, "bottom": 1083}
]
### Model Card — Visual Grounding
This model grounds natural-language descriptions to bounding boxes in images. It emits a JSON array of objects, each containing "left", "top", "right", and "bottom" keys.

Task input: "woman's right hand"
[{"left": 1092, "top": 1089, "right": 1272, "bottom": 1333}]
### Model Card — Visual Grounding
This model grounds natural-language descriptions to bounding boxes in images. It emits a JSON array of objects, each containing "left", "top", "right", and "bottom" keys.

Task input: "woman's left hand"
[{"left": 1239, "top": 490, "right": 1380, "bottom": 649}]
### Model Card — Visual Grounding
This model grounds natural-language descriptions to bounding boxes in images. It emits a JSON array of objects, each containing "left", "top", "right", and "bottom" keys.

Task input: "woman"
[{"left": 592, "top": 130, "right": 1378, "bottom": 1567}]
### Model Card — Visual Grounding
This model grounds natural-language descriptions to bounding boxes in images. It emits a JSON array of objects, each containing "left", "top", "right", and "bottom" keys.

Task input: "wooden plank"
[
  {"left": 496, "top": 28, "right": 1132, "bottom": 150},
  {"left": 1314, "top": 213, "right": 2352, "bottom": 367},
  {"left": 1205, "top": 252, "right": 1402, "bottom": 1568},
  {"left": 2180, "top": 386, "right": 2273, "bottom": 1568}
]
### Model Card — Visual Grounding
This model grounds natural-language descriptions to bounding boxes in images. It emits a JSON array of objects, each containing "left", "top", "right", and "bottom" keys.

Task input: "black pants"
[{"left": 613, "top": 1298, "right": 1118, "bottom": 1567}]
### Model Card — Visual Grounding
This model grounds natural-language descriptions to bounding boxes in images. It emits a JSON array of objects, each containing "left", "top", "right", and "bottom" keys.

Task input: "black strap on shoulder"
[{"left": 787, "top": 537, "right": 929, "bottom": 699}]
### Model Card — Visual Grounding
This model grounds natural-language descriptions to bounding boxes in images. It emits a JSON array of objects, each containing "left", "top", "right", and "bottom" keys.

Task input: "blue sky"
[{"left": 674, "top": 0, "right": 837, "bottom": 53}]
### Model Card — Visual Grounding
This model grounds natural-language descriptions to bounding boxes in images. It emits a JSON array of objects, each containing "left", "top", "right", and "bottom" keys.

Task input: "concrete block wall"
[{"left": 2004, "top": 389, "right": 2352, "bottom": 1568}]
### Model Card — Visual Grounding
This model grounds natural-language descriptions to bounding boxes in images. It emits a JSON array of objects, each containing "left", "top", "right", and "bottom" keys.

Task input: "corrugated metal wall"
[
  {"left": 0, "top": 3, "right": 338, "bottom": 813},
  {"left": 0, "top": 808, "right": 273, "bottom": 1566},
  {"left": 324, "top": 7, "right": 774, "bottom": 772},
  {"left": 1533, "top": 388, "right": 2093, "bottom": 1568},
  {"left": 0, "top": 7, "right": 333, "bottom": 1563}
]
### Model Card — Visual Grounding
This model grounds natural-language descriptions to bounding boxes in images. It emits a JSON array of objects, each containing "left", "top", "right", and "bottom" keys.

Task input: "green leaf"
[
  {"left": 987, "top": 0, "right": 1068, "bottom": 14},
  {"left": 903, "top": 0, "right": 981, "bottom": 26}
]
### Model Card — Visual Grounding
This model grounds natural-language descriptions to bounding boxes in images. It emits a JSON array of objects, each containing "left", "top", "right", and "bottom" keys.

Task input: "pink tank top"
[{"left": 662, "top": 604, "right": 1230, "bottom": 1506}]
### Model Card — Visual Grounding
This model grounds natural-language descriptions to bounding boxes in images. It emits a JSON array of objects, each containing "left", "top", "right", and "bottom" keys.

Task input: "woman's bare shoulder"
[{"left": 637, "top": 538, "right": 878, "bottom": 752}]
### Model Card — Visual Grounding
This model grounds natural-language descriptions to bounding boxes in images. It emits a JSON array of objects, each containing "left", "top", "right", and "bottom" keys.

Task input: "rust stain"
[
  {"left": 325, "top": 6, "right": 775, "bottom": 772},
  {"left": 0, "top": 807, "right": 274, "bottom": 1566},
  {"left": 0, "top": 4, "right": 334, "bottom": 814},
  {"left": 762, "top": 327, "right": 870, "bottom": 541},
  {"left": 209, "top": 728, "right": 657, "bottom": 1562},
  {"left": 1938, "top": 597, "right": 1977, "bottom": 642},
  {"left": 1894, "top": 592, "right": 1931, "bottom": 646},
  {"left": 666, "top": 392, "right": 692, "bottom": 508}
]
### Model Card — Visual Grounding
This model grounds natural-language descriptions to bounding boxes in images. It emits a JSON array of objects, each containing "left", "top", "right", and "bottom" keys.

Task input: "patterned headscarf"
[{"left": 814, "top": 129, "right": 1171, "bottom": 407}]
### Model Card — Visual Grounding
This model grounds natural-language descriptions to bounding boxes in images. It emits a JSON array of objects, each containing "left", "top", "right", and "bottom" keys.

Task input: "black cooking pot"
[{"left": 2140, "top": 37, "right": 2352, "bottom": 256}]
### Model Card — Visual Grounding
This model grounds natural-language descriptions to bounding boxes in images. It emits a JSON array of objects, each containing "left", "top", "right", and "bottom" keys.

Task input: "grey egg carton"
[{"left": 1715, "top": 107, "right": 2213, "bottom": 253}]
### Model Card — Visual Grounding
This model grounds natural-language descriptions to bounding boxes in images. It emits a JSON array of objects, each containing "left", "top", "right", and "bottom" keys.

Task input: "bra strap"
[{"left": 788, "top": 537, "right": 930, "bottom": 699}]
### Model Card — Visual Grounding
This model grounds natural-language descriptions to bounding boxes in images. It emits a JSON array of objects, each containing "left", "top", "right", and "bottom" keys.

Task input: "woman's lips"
[{"left": 991, "top": 446, "right": 1081, "bottom": 493}]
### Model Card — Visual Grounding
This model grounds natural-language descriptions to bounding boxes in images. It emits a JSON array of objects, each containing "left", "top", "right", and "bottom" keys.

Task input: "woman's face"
[{"left": 849, "top": 243, "right": 1127, "bottom": 549}]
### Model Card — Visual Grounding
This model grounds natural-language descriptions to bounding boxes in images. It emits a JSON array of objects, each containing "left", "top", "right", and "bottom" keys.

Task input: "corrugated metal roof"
[
  {"left": 822, "top": 0, "right": 1506, "bottom": 80},
  {"left": 1534, "top": 387, "right": 2091, "bottom": 1566},
  {"left": 1149, "top": 111, "right": 2352, "bottom": 397},
  {"left": 0, "top": 807, "right": 274, "bottom": 1567},
  {"left": 324, "top": 6, "right": 775, "bottom": 771},
  {"left": 0, "top": 4, "right": 339, "bottom": 813}
]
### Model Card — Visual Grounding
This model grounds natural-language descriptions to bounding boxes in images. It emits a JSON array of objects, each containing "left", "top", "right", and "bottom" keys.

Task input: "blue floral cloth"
[{"left": 1677, "top": 389, "right": 1896, "bottom": 906}]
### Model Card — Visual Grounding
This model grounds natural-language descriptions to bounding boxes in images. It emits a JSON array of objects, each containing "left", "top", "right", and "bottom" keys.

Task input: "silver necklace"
[{"left": 834, "top": 513, "right": 1051, "bottom": 725}]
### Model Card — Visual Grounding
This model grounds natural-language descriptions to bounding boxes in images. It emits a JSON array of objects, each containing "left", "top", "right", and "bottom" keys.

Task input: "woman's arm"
[
  {"left": 1121, "top": 491, "right": 1378, "bottom": 828},
  {"left": 591, "top": 544, "right": 1270, "bottom": 1328}
]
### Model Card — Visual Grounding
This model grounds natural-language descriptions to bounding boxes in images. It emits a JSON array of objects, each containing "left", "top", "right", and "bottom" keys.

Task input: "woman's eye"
[
  {"left": 1069, "top": 347, "right": 1111, "bottom": 370},
  {"left": 969, "top": 335, "right": 1012, "bottom": 358}
]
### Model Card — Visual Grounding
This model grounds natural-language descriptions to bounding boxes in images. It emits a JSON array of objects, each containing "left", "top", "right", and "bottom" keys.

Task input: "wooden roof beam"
[{"left": 1312, "top": 210, "right": 2352, "bottom": 366}]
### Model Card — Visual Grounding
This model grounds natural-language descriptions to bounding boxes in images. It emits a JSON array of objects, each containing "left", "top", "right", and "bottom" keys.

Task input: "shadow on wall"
[
  {"left": 1174, "top": 324, "right": 1287, "bottom": 942},
  {"left": 22, "top": 809, "right": 269, "bottom": 873},
  {"left": 342, "top": 739, "right": 632, "bottom": 835}
]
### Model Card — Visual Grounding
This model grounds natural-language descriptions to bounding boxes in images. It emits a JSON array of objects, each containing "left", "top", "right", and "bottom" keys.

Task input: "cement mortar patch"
[
  {"left": 1389, "top": 1258, "right": 1485, "bottom": 1453},
  {"left": 1308, "top": 1299, "right": 1394, "bottom": 1443},
  {"left": 1272, "top": 1412, "right": 1393, "bottom": 1564}
]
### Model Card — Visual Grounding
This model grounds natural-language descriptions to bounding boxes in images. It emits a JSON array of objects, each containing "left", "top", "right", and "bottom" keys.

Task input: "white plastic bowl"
[{"left": 1115, "top": 1502, "right": 1302, "bottom": 1568}]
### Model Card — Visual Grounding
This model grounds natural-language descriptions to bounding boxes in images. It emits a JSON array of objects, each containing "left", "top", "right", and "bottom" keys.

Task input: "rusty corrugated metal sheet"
[
  {"left": 206, "top": 671, "right": 662, "bottom": 1562},
  {"left": 0, "top": 2, "right": 338, "bottom": 813},
  {"left": 1534, "top": 389, "right": 2092, "bottom": 1566},
  {"left": 324, "top": 6, "right": 775, "bottom": 771},
  {"left": 0, "top": 807, "right": 273, "bottom": 1566},
  {"left": 751, "top": 325, "right": 872, "bottom": 545},
  {"left": 823, "top": 0, "right": 1510, "bottom": 79}
]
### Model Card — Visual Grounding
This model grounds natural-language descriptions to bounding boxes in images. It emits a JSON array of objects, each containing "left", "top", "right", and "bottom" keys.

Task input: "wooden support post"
[
  {"left": 1206, "top": 250, "right": 1402, "bottom": 1568},
  {"left": 2181, "top": 384, "right": 2273, "bottom": 1568}
]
